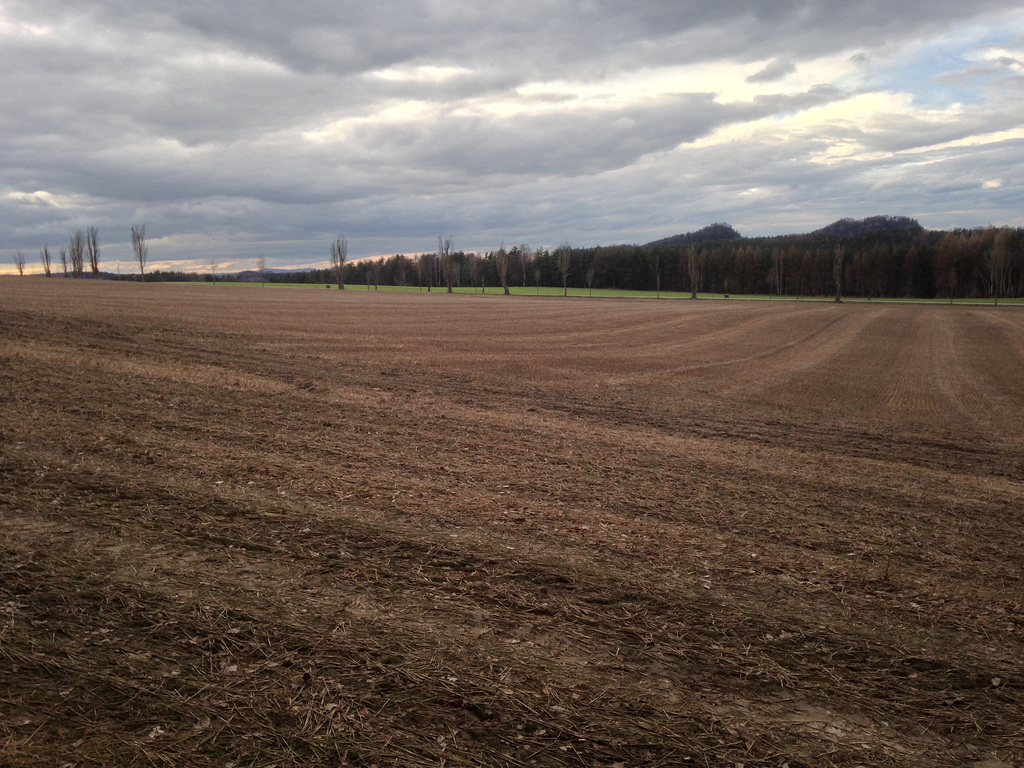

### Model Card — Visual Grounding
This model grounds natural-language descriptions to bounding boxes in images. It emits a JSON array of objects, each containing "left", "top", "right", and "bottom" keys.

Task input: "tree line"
[
  {"left": 11, "top": 225, "right": 149, "bottom": 278},
  {"left": 257, "top": 225, "right": 1024, "bottom": 302},
  {"left": 13, "top": 220, "right": 1024, "bottom": 302}
]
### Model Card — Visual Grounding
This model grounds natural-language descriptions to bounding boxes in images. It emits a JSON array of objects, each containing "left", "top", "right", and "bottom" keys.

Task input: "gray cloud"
[
  {"left": 2, "top": 0, "right": 1023, "bottom": 269},
  {"left": 747, "top": 59, "right": 797, "bottom": 83}
]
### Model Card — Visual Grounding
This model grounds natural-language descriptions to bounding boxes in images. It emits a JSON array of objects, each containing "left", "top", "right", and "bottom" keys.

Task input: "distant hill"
[
  {"left": 645, "top": 216, "right": 924, "bottom": 248},
  {"left": 810, "top": 216, "right": 923, "bottom": 238},
  {"left": 644, "top": 222, "right": 742, "bottom": 248}
]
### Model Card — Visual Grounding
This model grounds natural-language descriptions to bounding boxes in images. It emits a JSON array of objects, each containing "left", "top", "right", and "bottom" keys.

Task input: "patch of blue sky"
[
  {"left": 863, "top": 15, "right": 1023, "bottom": 109},
  {"left": 868, "top": 46, "right": 986, "bottom": 108}
]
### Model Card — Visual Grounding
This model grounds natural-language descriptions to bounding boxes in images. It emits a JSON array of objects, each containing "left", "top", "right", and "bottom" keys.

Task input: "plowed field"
[{"left": 2, "top": 278, "right": 1022, "bottom": 767}]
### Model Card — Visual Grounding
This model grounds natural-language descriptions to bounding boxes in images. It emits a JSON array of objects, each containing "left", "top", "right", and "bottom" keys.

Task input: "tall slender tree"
[
  {"left": 330, "top": 235, "right": 348, "bottom": 289},
  {"left": 86, "top": 226, "right": 100, "bottom": 276},
  {"left": 987, "top": 229, "right": 1012, "bottom": 305},
  {"left": 686, "top": 246, "right": 702, "bottom": 299},
  {"left": 438, "top": 236, "right": 455, "bottom": 293},
  {"left": 370, "top": 258, "right": 381, "bottom": 290},
  {"left": 467, "top": 253, "right": 483, "bottom": 293},
  {"left": 494, "top": 243, "right": 511, "bottom": 295},
  {"left": 40, "top": 246, "right": 52, "bottom": 276},
  {"left": 772, "top": 247, "right": 786, "bottom": 297},
  {"left": 13, "top": 250, "right": 26, "bottom": 275},
  {"left": 516, "top": 244, "right": 532, "bottom": 287},
  {"left": 556, "top": 241, "right": 572, "bottom": 297},
  {"left": 131, "top": 224, "right": 148, "bottom": 278},
  {"left": 585, "top": 263, "right": 596, "bottom": 297},
  {"left": 69, "top": 231, "right": 85, "bottom": 277}
]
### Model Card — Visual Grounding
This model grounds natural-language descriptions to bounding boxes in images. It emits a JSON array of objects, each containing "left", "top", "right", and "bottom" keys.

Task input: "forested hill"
[
  {"left": 644, "top": 223, "right": 742, "bottom": 248},
  {"left": 646, "top": 215, "right": 923, "bottom": 247},
  {"left": 811, "top": 215, "right": 923, "bottom": 238}
]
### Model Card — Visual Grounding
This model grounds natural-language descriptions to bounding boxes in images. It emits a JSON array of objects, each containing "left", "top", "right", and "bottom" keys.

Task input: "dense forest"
[{"left": 116, "top": 217, "right": 1023, "bottom": 301}]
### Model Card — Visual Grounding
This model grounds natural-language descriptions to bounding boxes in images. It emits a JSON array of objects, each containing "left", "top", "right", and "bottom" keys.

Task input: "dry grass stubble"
[{"left": 1, "top": 278, "right": 1022, "bottom": 767}]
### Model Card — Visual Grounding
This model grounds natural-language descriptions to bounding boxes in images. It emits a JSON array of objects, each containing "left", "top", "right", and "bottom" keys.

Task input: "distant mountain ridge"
[{"left": 644, "top": 216, "right": 923, "bottom": 247}]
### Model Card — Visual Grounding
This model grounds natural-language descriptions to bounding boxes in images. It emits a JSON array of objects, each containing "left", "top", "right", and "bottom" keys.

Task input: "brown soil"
[{"left": 2, "top": 278, "right": 1022, "bottom": 767}]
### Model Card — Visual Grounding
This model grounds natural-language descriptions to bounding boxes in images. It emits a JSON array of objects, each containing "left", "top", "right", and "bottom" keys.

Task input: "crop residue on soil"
[{"left": 1, "top": 278, "right": 1022, "bottom": 767}]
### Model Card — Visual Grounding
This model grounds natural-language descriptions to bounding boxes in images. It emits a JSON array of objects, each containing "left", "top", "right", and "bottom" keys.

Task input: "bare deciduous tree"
[
  {"left": 131, "top": 224, "right": 148, "bottom": 278},
  {"left": 86, "top": 226, "right": 100, "bottom": 276},
  {"left": 686, "top": 246, "right": 702, "bottom": 299},
  {"left": 466, "top": 253, "right": 483, "bottom": 293},
  {"left": 210, "top": 253, "right": 218, "bottom": 283},
  {"left": 556, "top": 241, "right": 572, "bottom": 297},
  {"left": 40, "top": 246, "right": 52, "bottom": 276},
  {"left": 585, "top": 263, "right": 596, "bottom": 297},
  {"left": 494, "top": 243, "right": 511, "bottom": 295},
  {"left": 69, "top": 231, "right": 85, "bottom": 277},
  {"left": 987, "top": 229, "right": 1011, "bottom": 305},
  {"left": 330, "top": 235, "right": 348, "bottom": 289},
  {"left": 59, "top": 246, "right": 68, "bottom": 276},
  {"left": 371, "top": 258, "right": 381, "bottom": 290},
  {"left": 438, "top": 236, "right": 455, "bottom": 293},
  {"left": 772, "top": 247, "right": 786, "bottom": 297},
  {"left": 14, "top": 250, "right": 26, "bottom": 275},
  {"left": 516, "top": 244, "right": 532, "bottom": 287}
]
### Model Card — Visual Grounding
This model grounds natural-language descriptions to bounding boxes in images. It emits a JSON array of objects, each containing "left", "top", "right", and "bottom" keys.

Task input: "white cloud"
[
  {"left": 7, "top": 190, "right": 63, "bottom": 207},
  {"left": 372, "top": 65, "right": 474, "bottom": 83}
]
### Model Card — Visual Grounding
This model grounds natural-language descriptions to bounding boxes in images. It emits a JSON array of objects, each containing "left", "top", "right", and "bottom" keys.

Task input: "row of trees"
[
  {"left": 260, "top": 226, "right": 1023, "bottom": 302},
  {"left": 12, "top": 223, "right": 1023, "bottom": 302},
  {"left": 11, "top": 226, "right": 149, "bottom": 278}
]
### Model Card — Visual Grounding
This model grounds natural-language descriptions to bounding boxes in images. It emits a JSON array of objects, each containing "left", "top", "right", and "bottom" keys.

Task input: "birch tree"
[
  {"left": 987, "top": 229, "right": 1012, "bottom": 305},
  {"left": 556, "top": 241, "right": 572, "bottom": 297},
  {"left": 686, "top": 246, "right": 702, "bottom": 299}
]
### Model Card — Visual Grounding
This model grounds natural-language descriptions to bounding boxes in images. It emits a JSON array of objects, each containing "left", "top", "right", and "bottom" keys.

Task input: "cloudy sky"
[{"left": 2, "top": 1, "right": 1023, "bottom": 273}]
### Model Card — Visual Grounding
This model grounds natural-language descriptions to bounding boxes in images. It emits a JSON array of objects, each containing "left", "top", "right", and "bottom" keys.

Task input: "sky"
[{"left": 2, "top": 1, "right": 1023, "bottom": 274}]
